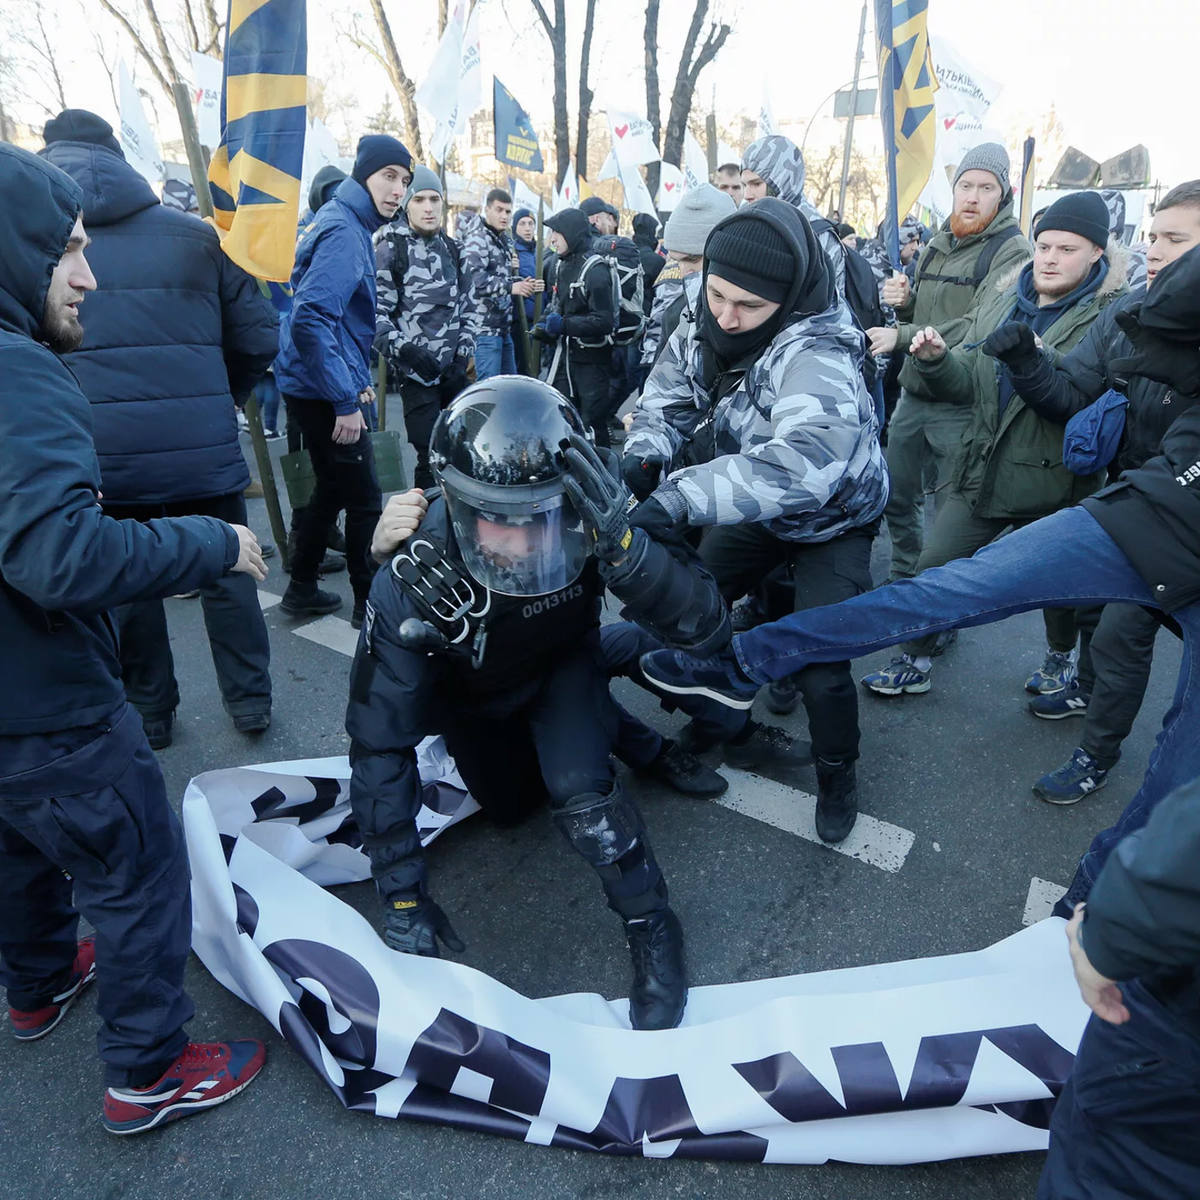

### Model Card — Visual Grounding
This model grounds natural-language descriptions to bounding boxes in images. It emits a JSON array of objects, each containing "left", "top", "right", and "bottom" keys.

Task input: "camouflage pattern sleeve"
[
  {"left": 669, "top": 332, "right": 876, "bottom": 527},
  {"left": 373, "top": 231, "right": 403, "bottom": 371},
  {"left": 455, "top": 243, "right": 482, "bottom": 354},
  {"left": 624, "top": 322, "right": 699, "bottom": 466}
]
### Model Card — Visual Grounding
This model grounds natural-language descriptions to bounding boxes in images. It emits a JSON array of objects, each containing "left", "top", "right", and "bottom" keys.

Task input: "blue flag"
[{"left": 493, "top": 77, "right": 543, "bottom": 173}]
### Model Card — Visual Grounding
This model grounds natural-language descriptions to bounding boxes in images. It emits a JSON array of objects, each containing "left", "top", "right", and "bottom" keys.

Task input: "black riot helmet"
[{"left": 429, "top": 376, "right": 591, "bottom": 597}]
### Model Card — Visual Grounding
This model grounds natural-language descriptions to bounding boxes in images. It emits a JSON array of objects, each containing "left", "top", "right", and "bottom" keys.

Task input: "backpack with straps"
[
  {"left": 915, "top": 223, "right": 1022, "bottom": 289},
  {"left": 382, "top": 228, "right": 463, "bottom": 297},
  {"left": 570, "top": 235, "right": 646, "bottom": 348},
  {"left": 810, "top": 219, "right": 884, "bottom": 390}
]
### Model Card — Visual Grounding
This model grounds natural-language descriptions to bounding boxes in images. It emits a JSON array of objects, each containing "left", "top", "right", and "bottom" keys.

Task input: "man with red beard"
[{"left": 867, "top": 143, "right": 1032, "bottom": 584}]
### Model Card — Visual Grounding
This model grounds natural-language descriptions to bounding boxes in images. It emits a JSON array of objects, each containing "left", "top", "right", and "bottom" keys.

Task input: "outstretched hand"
[{"left": 561, "top": 433, "right": 634, "bottom": 563}]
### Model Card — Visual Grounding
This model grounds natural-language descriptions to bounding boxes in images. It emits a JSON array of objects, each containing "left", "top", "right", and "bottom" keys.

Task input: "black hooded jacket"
[
  {"left": 546, "top": 208, "right": 615, "bottom": 363},
  {"left": 0, "top": 144, "right": 238, "bottom": 738},
  {"left": 40, "top": 140, "right": 278, "bottom": 505}
]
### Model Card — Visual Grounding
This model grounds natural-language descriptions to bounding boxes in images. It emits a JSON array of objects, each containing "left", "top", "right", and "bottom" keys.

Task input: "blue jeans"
[
  {"left": 255, "top": 370, "right": 281, "bottom": 433},
  {"left": 734, "top": 506, "right": 1199, "bottom": 903},
  {"left": 475, "top": 333, "right": 517, "bottom": 381}
]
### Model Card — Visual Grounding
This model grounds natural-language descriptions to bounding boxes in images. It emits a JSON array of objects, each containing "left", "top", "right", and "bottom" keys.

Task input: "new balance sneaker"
[
  {"left": 861, "top": 655, "right": 931, "bottom": 696},
  {"left": 9, "top": 938, "right": 96, "bottom": 1041},
  {"left": 102, "top": 1040, "right": 266, "bottom": 1135},
  {"left": 639, "top": 648, "right": 760, "bottom": 710},
  {"left": 1032, "top": 748, "right": 1113, "bottom": 805},
  {"left": 1025, "top": 649, "right": 1078, "bottom": 695},
  {"left": 1028, "top": 680, "right": 1090, "bottom": 720}
]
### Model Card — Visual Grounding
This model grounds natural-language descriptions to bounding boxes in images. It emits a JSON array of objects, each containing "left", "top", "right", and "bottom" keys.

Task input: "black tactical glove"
[
  {"left": 382, "top": 896, "right": 466, "bottom": 957},
  {"left": 395, "top": 341, "right": 442, "bottom": 381},
  {"left": 1112, "top": 304, "right": 1200, "bottom": 396},
  {"left": 443, "top": 355, "right": 471, "bottom": 396},
  {"left": 982, "top": 321, "right": 1040, "bottom": 370},
  {"left": 628, "top": 490, "right": 688, "bottom": 544},
  {"left": 621, "top": 452, "right": 664, "bottom": 501},
  {"left": 561, "top": 434, "right": 635, "bottom": 562}
]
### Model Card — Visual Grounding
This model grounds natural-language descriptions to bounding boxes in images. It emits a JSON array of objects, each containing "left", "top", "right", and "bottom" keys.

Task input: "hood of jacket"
[
  {"left": 0, "top": 143, "right": 83, "bottom": 341},
  {"left": 546, "top": 207, "right": 593, "bottom": 256},
  {"left": 309, "top": 164, "right": 347, "bottom": 214},
  {"left": 742, "top": 135, "right": 807, "bottom": 208},
  {"left": 632, "top": 213, "right": 660, "bottom": 247},
  {"left": 39, "top": 140, "right": 158, "bottom": 228},
  {"left": 333, "top": 175, "right": 388, "bottom": 234}
]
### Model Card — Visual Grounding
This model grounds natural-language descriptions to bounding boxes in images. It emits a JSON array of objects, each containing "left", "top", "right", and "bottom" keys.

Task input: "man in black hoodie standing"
[
  {"left": 40, "top": 110, "right": 280, "bottom": 750},
  {"left": 0, "top": 143, "right": 267, "bottom": 1134},
  {"left": 534, "top": 207, "right": 618, "bottom": 446}
]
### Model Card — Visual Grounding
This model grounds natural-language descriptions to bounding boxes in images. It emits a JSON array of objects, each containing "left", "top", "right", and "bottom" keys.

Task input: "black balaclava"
[{"left": 698, "top": 196, "right": 834, "bottom": 365}]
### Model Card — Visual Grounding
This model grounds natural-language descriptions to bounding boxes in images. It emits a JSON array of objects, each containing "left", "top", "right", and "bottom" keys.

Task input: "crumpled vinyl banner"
[{"left": 185, "top": 750, "right": 1089, "bottom": 1164}]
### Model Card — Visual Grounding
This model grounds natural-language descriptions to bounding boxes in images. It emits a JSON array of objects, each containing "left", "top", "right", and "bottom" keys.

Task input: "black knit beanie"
[
  {"left": 1035, "top": 191, "right": 1111, "bottom": 250},
  {"left": 352, "top": 134, "right": 412, "bottom": 185},
  {"left": 43, "top": 109, "right": 123, "bottom": 157},
  {"left": 705, "top": 219, "right": 795, "bottom": 303}
]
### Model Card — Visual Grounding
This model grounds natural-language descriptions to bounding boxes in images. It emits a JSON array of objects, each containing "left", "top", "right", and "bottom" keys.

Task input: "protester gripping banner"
[{"left": 494, "top": 78, "right": 544, "bottom": 172}]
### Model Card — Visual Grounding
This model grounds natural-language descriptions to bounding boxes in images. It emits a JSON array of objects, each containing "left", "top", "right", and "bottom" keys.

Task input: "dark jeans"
[
  {"left": 255, "top": 370, "right": 282, "bottom": 434},
  {"left": 0, "top": 705, "right": 192, "bottom": 1087},
  {"left": 1037, "top": 979, "right": 1200, "bottom": 1199},
  {"left": 553, "top": 353, "right": 613, "bottom": 448},
  {"left": 285, "top": 396, "right": 382, "bottom": 602},
  {"left": 400, "top": 377, "right": 459, "bottom": 490},
  {"left": 1077, "top": 603, "right": 1160, "bottom": 769},
  {"left": 703, "top": 521, "right": 877, "bottom": 764},
  {"left": 474, "top": 332, "right": 517, "bottom": 381},
  {"left": 733, "top": 506, "right": 1197, "bottom": 903},
  {"left": 902, "top": 490, "right": 1079, "bottom": 659},
  {"left": 104, "top": 493, "right": 271, "bottom": 721}
]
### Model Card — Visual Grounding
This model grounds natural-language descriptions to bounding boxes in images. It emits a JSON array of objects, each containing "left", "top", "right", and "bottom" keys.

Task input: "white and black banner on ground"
[{"left": 186, "top": 753, "right": 1089, "bottom": 1164}]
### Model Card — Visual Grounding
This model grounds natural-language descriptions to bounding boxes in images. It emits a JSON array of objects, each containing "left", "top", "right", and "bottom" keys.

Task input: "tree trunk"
[
  {"left": 531, "top": 0, "right": 571, "bottom": 190},
  {"left": 140, "top": 0, "right": 181, "bottom": 86},
  {"left": 367, "top": 0, "right": 425, "bottom": 162},
  {"left": 97, "top": 0, "right": 174, "bottom": 99},
  {"left": 643, "top": 0, "right": 662, "bottom": 197},
  {"left": 576, "top": 0, "right": 597, "bottom": 180},
  {"left": 662, "top": 0, "right": 730, "bottom": 169}
]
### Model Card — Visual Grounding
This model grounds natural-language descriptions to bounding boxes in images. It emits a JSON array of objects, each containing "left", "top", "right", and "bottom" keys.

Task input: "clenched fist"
[
  {"left": 881, "top": 273, "right": 910, "bottom": 308},
  {"left": 371, "top": 489, "right": 429, "bottom": 561}
]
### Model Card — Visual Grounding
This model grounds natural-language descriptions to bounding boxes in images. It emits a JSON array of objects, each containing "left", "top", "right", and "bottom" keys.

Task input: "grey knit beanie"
[
  {"left": 952, "top": 142, "right": 1011, "bottom": 194},
  {"left": 663, "top": 183, "right": 737, "bottom": 255},
  {"left": 403, "top": 164, "right": 444, "bottom": 208}
]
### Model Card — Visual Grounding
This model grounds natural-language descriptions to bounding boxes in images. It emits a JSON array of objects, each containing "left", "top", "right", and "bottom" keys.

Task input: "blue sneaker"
[
  {"left": 1025, "top": 649, "right": 1077, "bottom": 695},
  {"left": 1032, "top": 748, "right": 1112, "bottom": 805},
  {"left": 1028, "top": 680, "right": 1090, "bottom": 720},
  {"left": 639, "top": 648, "right": 759, "bottom": 710},
  {"left": 861, "top": 655, "right": 931, "bottom": 696}
]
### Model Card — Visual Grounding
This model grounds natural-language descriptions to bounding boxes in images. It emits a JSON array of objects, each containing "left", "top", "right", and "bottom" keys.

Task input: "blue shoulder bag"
[{"left": 1062, "top": 389, "right": 1129, "bottom": 475}]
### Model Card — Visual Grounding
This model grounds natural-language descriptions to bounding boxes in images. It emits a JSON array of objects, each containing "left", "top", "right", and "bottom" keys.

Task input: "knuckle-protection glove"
[
  {"left": 621, "top": 452, "right": 663, "bottom": 501},
  {"left": 396, "top": 342, "right": 442, "bottom": 380},
  {"left": 383, "top": 896, "right": 466, "bottom": 957},
  {"left": 561, "top": 433, "right": 634, "bottom": 562}
]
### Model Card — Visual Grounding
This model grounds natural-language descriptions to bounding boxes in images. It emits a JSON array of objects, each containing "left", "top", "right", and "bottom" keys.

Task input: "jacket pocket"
[{"left": 991, "top": 448, "right": 1076, "bottom": 518}]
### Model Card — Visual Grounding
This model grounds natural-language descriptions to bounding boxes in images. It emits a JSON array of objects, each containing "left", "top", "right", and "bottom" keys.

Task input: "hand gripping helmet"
[{"left": 429, "top": 376, "right": 591, "bottom": 597}]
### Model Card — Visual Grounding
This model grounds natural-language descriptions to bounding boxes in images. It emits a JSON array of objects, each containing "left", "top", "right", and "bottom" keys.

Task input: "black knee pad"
[{"left": 552, "top": 783, "right": 646, "bottom": 867}]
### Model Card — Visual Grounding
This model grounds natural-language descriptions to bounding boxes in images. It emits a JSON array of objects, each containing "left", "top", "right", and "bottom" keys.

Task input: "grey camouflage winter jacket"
[
  {"left": 460, "top": 212, "right": 514, "bottom": 334},
  {"left": 626, "top": 299, "right": 889, "bottom": 542},
  {"left": 742, "top": 135, "right": 847, "bottom": 300},
  {"left": 374, "top": 215, "right": 479, "bottom": 384}
]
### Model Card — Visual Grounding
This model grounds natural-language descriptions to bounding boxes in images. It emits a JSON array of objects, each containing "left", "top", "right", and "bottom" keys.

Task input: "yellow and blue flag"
[
  {"left": 493, "top": 78, "right": 544, "bottom": 173},
  {"left": 875, "top": 0, "right": 937, "bottom": 266},
  {"left": 208, "top": 0, "right": 307, "bottom": 285},
  {"left": 1019, "top": 136, "right": 1037, "bottom": 237}
]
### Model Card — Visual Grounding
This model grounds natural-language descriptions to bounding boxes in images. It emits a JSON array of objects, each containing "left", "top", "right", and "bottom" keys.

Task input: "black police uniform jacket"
[{"left": 344, "top": 496, "right": 728, "bottom": 882}]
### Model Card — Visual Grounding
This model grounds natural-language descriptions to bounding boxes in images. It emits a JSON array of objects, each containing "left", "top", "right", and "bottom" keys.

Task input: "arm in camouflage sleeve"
[
  {"left": 461, "top": 223, "right": 510, "bottom": 305},
  {"left": 374, "top": 233, "right": 403, "bottom": 371},
  {"left": 624, "top": 322, "right": 700, "bottom": 466},
  {"left": 665, "top": 339, "right": 870, "bottom": 527},
  {"left": 454, "top": 241, "right": 482, "bottom": 355}
]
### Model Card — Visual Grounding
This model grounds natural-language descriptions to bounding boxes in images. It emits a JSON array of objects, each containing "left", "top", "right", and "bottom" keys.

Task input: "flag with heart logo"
[
  {"left": 606, "top": 106, "right": 662, "bottom": 168},
  {"left": 657, "top": 162, "right": 686, "bottom": 211}
]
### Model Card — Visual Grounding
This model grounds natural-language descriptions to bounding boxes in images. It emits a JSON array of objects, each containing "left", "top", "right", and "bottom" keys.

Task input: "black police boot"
[
  {"left": 280, "top": 580, "right": 343, "bottom": 617},
  {"left": 624, "top": 908, "right": 687, "bottom": 1030},
  {"left": 815, "top": 758, "right": 858, "bottom": 843},
  {"left": 642, "top": 739, "right": 728, "bottom": 798},
  {"left": 723, "top": 720, "right": 813, "bottom": 772}
]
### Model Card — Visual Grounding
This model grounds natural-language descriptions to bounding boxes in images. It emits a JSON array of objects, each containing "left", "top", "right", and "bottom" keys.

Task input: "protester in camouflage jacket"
[
  {"left": 741, "top": 135, "right": 847, "bottom": 300},
  {"left": 459, "top": 201, "right": 514, "bottom": 334},
  {"left": 626, "top": 199, "right": 887, "bottom": 543}
]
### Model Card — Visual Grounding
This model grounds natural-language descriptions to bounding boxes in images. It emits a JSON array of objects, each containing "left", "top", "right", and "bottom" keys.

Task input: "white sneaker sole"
[
  {"left": 644, "top": 675, "right": 756, "bottom": 711},
  {"left": 103, "top": 1075, "right": 256, "bottom": 1135}
]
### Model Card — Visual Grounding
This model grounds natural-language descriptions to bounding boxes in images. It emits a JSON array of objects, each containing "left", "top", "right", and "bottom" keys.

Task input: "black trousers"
[
  {"left": 285, "top": 396, "right": 382, "bottom": 601},
  {"left": 1037, "top": 979, "right": 1200, "bottom": 1199},
  {"left": 0, "top": 705, "right": 192, "bottom": 1087},
  {"left": 400, "top": 377, "right": 459, "bottom": 490},
  {"left": 553, "top": 353, "right": 613, "bottom": 448},
  {"left": 104, "top": 492, "right": 270, "bottom": 721},
  {"left": 700, "top": 522, "right": 878, "bottom": 763}
]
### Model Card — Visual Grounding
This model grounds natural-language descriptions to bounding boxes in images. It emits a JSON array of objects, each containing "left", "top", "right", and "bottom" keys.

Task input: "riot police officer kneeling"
[{"left": 345, "top": 377, "right": 730, "bottom": 1029}]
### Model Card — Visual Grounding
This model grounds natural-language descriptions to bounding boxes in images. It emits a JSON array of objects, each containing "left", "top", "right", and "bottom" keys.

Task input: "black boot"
[
  {"left": 815, "top": 758, "right": 858, "bottom": 843},
  {"left": 625, "top": 908, "right": 687, "bottom": 1030},
  {"left": 724, "top": 720, "right": 813, "bottom": 772},
  {"left": 285, "top": 507, "right": 345, "bottom": 576},
  {"left": 280, "top": 580, "right": 343, "bottom": 617},
  {"left": 642, "top": 739, "right": 727, "bottom": 798}
]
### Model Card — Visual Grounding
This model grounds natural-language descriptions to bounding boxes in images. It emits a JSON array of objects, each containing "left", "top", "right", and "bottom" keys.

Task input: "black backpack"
[
  {"left": 811, "top": 219, "right": 884, "bottom": 389},
  {"left": 571, "top": 234, "right": 646, "bottom": 348}
]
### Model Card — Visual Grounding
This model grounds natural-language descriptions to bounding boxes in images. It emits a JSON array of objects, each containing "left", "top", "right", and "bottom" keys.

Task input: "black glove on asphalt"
[
  {"left": 1112, "top": 304, "right": 1200, "bottom": 396},
  {"left": 621, "top": 452, "right": 664, "bottom": 501},
  {"left": 982, "top": 321, "right": 1040, "bottom": 370},
  {"left": 561, "top": 434, "right": 634, "bottom": 562},
  {"left": 382, "top": 897, "right": 466, "bottom": 957},
  {"left": 395, "top": 341, "right": 442, "bottom": 381}
]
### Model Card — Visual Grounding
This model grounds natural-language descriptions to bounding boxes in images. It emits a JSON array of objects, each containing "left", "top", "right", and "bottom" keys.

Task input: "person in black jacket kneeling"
[{"left": 346, "top": 377, "right": 732, "bottom": 1030}]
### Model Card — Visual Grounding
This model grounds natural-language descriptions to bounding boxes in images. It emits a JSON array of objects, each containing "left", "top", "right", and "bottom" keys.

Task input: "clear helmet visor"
[{"left": 446, "top": 491, "right": 589, "bottom": 597}]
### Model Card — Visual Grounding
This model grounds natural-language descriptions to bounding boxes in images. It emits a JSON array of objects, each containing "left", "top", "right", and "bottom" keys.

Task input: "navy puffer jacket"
[{"left": 40, "top": 140, "right": 278, "bottom": 504}]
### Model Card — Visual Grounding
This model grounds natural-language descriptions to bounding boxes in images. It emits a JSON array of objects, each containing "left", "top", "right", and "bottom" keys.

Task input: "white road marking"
[
  {"left": 258, "top": 590, "right": 281, "bottom": 611},
  {"left": 714, "top": 767, "right": 916, "bottom": 873},
  {"left": 1023, "top": 876, "right": 1068, "bottom": 926},
  {"left": 292, "top": 613, "right": 360, "bottom": 657}
]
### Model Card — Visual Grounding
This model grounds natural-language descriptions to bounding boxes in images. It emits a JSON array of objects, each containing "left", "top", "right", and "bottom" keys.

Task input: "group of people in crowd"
[{"left": 1, "top": 101, "right": 1199, "bottom": 1198}]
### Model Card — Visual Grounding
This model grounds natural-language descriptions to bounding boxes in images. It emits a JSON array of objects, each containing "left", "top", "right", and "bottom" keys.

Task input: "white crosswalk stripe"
[{"left": 1023, "top": 876, "right": 1069, "bottom": 925}]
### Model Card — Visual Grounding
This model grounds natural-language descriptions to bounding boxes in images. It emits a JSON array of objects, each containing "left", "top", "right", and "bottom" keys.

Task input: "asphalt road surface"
[{"left": 0, "top": 428, "right": 1181, "bottom": 1200}]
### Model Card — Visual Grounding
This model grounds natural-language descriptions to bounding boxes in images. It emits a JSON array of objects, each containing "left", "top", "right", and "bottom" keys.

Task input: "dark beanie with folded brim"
[
  {"left": 352, "top": 134, "right": 412, "bottom": 185},
  {"left": 1034, "top": 190, "right": 1112, "bottom": 250},
  {"left": 706, "top": 216, "right": 796, "bottom": 304},
  {"left": 43, "top": 109, "right": 123, "bottom": 157}
]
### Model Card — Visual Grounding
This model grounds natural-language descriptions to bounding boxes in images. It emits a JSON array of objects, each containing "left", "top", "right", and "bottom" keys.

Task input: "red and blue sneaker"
[
  {"left": 103, "top": 1040, "right": 266, "bottom": 1135},
  {"left": 9, "top": 937, "right": 97, "bottom": 1041}
]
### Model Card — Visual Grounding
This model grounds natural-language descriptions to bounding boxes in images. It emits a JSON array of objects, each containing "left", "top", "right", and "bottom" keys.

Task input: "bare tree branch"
[
  {"left": 687, "top": 21, "right": 729, "bottom": 86},
  {"left": 140, "top": 0, "right": 182, "bottom": 87},
  {"left": 575, "top": 0, "right": 597, "bottom": 177},
  {"left": 30, "top": 12, "right": 69, "bottom": 113},
  {"left": 96, "top": 0, "right": 174, "bottom": 97},
  {"left": 181, "top": 0, "right": 201, "bottom": 53},
  {"left": 529, "top": 0, "right": 554, "bottom": 38},
  {"left": 662, "top": 0, "right": 731, "bottom": 169},
  {"left": 343, "top": 2, "right": 424, "bottom": 161},
  {"left": 644, "top": 0, "right": 661, "bottom": 197}
]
